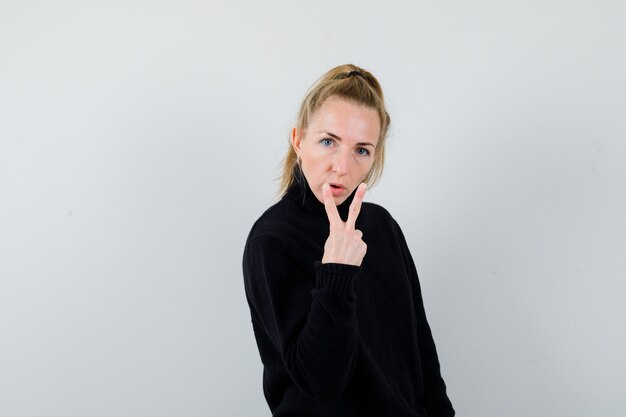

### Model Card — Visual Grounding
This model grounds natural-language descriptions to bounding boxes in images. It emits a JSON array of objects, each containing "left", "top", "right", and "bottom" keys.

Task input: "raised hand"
[{"left": 321, "top": 183, "right": 368, "bottom": 267}]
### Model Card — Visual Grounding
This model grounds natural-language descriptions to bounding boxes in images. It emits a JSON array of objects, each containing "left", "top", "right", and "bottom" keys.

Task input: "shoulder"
[
  {"left": 242, "top": 200, "right": 313, "bottom": 288},
  {"left": 361, "top": 201, "right": 392, "bottom": 217},
  {"left": 359, "top": 201, "right": 409, "bottom": 246},
  {"left": 244, "top": 198, "right": 302, "bottom": 253},
  {"left": 360, "top": 201, "right": 401, "bottom": 229},
  {"left": 247, "top": 201, "right": 284, "bottom": 240}
]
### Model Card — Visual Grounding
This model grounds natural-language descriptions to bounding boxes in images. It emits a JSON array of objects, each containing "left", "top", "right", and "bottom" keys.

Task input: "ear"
[{"left": 290, "top": 127, "right": 302, "bottom": 154}]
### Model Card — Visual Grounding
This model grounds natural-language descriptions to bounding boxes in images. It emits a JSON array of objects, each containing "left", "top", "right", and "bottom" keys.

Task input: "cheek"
[
  {"left": 304, "top": 152, "right": 331, "bottom": 170},
  {"left": 358, "top": 159, "right": 375, "bottom": 174},
  {"left": 301, "top": 154, "right": 327, "bottom": 181}
]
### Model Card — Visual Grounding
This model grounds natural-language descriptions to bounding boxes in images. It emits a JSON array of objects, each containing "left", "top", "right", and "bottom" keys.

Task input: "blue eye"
[
  {"left": 356, "top": 148, "right": 370, "bottom": 156},
  {"left": 320, "top": 138, "right": 333, "bottom": 147}
]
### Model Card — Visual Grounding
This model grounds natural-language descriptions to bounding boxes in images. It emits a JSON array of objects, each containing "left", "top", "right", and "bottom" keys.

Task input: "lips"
[{"left": 328, "top": 183, "right": 347, "bottom": 197}]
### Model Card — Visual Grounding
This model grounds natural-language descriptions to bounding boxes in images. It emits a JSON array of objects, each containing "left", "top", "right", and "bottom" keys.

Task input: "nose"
[{"left": 332, "top": 148, "right": 350, "bottom": 175}]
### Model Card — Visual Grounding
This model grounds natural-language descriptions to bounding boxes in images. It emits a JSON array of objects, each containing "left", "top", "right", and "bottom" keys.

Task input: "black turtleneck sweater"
[{"left": 242, "top": 178, "right": 454, "bottom": 417}]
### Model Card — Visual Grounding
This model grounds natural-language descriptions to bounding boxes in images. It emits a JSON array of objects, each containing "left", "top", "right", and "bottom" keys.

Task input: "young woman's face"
[{"left": 292, "top": 96, "right": 380, "bottom": 206}]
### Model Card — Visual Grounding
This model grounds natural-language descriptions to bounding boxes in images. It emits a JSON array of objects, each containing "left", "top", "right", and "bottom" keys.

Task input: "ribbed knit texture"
[
  {"left": 314, "top": 262, "right": 359, "bottom": 295},
  {"left": 243, "top": 178, "right": 455, "bottom": 417}
]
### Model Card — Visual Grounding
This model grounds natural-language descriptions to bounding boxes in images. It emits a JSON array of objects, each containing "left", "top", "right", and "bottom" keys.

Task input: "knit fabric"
[{"left": 243, "top": 178, "right": 454, "bottom": 417}]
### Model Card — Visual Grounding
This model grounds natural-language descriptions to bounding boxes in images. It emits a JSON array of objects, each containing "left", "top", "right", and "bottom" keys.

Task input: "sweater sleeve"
[
  {"left": 243, "top": 235, "right": 360, "bottom": 403},
  {"left": 393, "top": 221, "right": 455, "bottom": 417}
]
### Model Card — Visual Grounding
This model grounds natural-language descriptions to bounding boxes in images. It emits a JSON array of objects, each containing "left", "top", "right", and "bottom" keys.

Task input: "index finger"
[
  {"left": 345, "top": 183, "right": 367, "bottom": 230},
  {"left": 322, "top": 183, "right": 342, "bottom": 228}
]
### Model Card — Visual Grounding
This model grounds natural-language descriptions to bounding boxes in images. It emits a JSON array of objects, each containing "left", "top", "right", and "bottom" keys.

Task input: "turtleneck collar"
[{"left": 285, "top": 174, "right": 357, "bottom": 221}]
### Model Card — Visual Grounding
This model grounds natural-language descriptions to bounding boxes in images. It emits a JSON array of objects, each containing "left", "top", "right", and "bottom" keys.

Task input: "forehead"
[{"left": 309, "top": 97, "right": 380, "bottom": 145}]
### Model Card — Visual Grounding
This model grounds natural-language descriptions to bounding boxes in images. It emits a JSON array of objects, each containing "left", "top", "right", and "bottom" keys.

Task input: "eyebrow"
[{"left": 320, "top": 131, "right": 377, "bottom": 148}]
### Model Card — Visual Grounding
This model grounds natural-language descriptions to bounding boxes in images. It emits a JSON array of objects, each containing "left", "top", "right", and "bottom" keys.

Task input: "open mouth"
[{"left": 328, "top": 183, "right": 346, "bottom": 196}]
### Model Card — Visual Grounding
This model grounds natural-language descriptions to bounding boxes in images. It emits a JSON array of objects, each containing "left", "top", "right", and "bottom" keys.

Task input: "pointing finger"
[
  {"left": 322, "top": 183, "right": 341, "bottom": 228},
  {"left": 346, "top": 183, "right": 367, "bottom": 230}
]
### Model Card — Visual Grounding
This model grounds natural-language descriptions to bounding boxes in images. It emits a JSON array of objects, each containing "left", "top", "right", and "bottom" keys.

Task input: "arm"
[
  {"left": 393, "top": 221, "right": 455, "bottom": 417},
  {"left": 243, "top": 235, "right": 360, "bottom": 403}
]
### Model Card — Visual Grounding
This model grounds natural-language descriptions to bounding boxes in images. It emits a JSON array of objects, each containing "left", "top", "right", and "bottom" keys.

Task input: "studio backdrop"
[{"left": 1, "top": 1, "right": 625, "bottom": 416}]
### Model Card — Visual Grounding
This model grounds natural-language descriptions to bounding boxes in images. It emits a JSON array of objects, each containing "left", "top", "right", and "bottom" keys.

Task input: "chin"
[{"left": 333, "top": 195, "right": 349, "bottom": 205}]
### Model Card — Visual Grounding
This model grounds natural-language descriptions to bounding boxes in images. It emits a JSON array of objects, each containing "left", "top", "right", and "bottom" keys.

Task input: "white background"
[{"left": 1, "top": 1, "right": 625, "bottom": 416}]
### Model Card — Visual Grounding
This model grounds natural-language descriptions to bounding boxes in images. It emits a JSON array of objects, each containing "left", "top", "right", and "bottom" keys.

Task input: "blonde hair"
[{"left": 278, "top": 64, "right": 391, "bottom": 197}]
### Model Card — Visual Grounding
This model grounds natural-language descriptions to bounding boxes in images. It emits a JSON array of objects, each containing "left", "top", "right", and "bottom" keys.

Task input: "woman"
[{"left": 243, "top": 64, "right": 454, "bottom": 417}]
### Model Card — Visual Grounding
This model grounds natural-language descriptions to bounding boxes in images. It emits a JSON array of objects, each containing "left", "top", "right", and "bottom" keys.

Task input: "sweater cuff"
[{"left": 313, "top": 262, "right": 360, "bottom": 296}]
